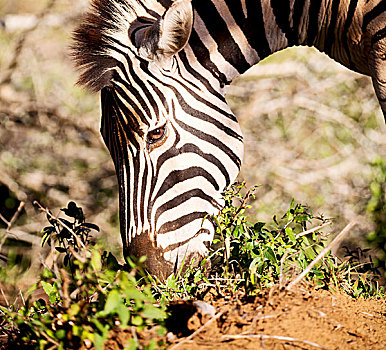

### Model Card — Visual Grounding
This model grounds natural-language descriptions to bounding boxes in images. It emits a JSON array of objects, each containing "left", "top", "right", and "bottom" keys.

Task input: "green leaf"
[
  {"left": 55, "top": 329, "right": 66, "bottom": 340},
  {"left": 132, "top": 315, "right": 144, "bottom": 326},
  {"left": 61, "top": 201, "right": 84, "bottom": 221},
  {"left": 126, "top": 339, "right": 138, "bottom": 350},
  {"left": 116, "top": 304, "right": 130, "bottom": 326},
  {"left": 126, "top": 288, "right": 147, "bottom": 302},
  {"left": 41, "top": 281, "right": 58, "bottom": 303},
  {"left": 104, "top": 290, "right": 121, "bottom": 314},
  {"left": 91, "top": 250, "right": 102, "bottom": 271},
  {"left": 69, "top": 303, "right": 81, "bottom": 317},
  {"left": 55, "top": 246, "right": 67, "bottom": 253},
  {"left": 263, "top": 247, "right": 277, "bottom": 264},
  {"left": 253, "top": 222, "right": 265, "bottom": 233},
  {"left": 94, "top": 333, "right": 107, "bottom": 350},
  {"left": 285, "top": 227, "right": 296, "bottom": 243},
  {"left": 81, "top": 222, "right": 100, "bottom": 232},
  {"left": 141, "top": 304, "right": 166, "bottom": 320},
  {"left": 92, "top": 318, "right": 109, "bottom": 335}
]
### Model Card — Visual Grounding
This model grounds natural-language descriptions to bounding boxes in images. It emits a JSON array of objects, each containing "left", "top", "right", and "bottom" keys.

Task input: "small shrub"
[
  {"left": 155, "top": 182, "right": 384, "bottom": 300},
  {"left": 1, "top": 202, "right": 167, "bottom": 350}
]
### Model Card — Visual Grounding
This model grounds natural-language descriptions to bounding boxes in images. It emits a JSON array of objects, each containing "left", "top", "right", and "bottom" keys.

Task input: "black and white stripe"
[{"left": 73, "top": 0, "right": 385, "bottom": 278}]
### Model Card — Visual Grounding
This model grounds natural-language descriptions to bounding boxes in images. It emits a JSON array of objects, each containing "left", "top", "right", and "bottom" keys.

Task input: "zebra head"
[{"left": 73, "top": 0, "right": 244, "bottom": 279}]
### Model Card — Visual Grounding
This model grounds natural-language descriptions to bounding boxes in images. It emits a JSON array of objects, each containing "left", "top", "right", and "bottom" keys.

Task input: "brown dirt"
[
  {"left": 171, "top": 286, "right": 386, "bottom": 350},
  {"left": 104, "top": 285, "right": 385, "bottom": 350}
]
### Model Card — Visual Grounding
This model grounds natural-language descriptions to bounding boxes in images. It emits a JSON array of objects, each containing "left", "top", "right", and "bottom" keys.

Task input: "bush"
[
  {"left": 1, "top": 202, "right": 167, "bottom": 350},
  {"left": 1, "top": 187, "right": 384, "bottom": 349}
]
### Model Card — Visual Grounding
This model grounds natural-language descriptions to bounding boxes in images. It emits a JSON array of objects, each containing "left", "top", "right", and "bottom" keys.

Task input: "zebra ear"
[{"left": 136, "top": 0, "right": 193, "bottom": 62}]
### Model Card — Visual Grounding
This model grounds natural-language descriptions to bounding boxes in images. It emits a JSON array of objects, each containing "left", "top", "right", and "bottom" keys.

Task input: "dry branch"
[
  {"left": 0, "top": 229, "right": 41, "bottom": 246},
  {"left": 221, "top": 334, "right": 327, "bottom": 349},
  {"left": 295, "top": 221, "right": 332, "bottom": 239},
  {"left": 287, "top": 221, "right": 357, "bottom": 290}
]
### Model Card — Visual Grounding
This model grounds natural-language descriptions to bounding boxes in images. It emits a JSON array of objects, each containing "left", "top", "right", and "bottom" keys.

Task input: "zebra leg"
[{"left": 369, "top": 35, "right": 386, "bottom": 120}]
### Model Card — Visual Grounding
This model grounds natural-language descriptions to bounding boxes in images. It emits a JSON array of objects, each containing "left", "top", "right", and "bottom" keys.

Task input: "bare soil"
[{"left": 104, "top": 285, "right": 385, "bottom": 350}]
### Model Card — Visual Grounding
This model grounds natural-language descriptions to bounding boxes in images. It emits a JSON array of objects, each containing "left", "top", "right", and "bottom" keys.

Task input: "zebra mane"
[{"left": 72, "top": 0, "right": 163, "bottom": 92}]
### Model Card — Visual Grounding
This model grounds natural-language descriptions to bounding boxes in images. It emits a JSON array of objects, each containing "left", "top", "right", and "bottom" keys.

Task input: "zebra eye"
[{"left": 147, "top": 125, "right": 166, "bottom": 144}]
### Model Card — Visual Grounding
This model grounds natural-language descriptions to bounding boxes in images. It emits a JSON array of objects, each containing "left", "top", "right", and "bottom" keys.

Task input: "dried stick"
[
  {"left": 0, "top": 201, "right": 25, "bottom": 231},
  {"left": 0, "top": 228, "right": 41, "bottom": 247},
  {"left": 169, "top": 309, "right": 225, "bottom": 350},
  {"left": 8, "top": 202, "right": 25, "bottom": 230},
  {"left": 295, "top": 221, "right": 332, "bottom": 239},
  {"left": 0, "top": 213, "right": 8, "bottom": 227},
  {"left": 0, "top": 202, "right": 31, "bottom": 251},
  {"left": 0, "top": 288, "right": 9, "bottom": 307},
  {"left": 221, "top": 334, "right": 327, "bottom": 349},
  {"left": 287, "top": 221, "right": 357, "bottom": 290}
]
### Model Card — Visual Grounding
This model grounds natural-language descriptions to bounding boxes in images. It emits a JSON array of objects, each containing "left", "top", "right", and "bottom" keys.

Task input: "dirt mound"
[
  {"left": 101, "top": 285, "right": 386, "bottom": 350},
  {"left": 167, "top": 286, "right": 385, "bottom": 350}
]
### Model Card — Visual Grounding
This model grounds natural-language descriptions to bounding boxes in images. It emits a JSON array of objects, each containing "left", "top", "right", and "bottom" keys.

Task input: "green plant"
[
  {"left": 153, "top": 182, "right": 384, "bottom": 300},
  {"left": 1, "top": 202, "right": 167, "bottom": 350},
  {"left": 210, "top": 183, "right": 329, "bottom": 293},
  {"left": 40, "top": 201, "right": 99, "bottom": 272}
]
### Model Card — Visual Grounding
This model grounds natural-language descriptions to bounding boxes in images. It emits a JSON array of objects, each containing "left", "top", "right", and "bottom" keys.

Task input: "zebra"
[{"left": 72, "top": 0, "right": 385, "bottom": 279}]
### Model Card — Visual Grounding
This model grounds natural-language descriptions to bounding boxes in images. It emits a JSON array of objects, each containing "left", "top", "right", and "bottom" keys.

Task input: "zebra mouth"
[{"left": 172, "top": 227, "right": 213, "bottom": 275}]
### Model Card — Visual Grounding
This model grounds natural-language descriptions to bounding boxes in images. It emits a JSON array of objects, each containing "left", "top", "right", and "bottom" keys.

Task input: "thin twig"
[
  {"left": 287, "top": 221, "right": 357, "bottom": 290},
  {"left": 8, "top": 202, "right": 25, "bottom": 230},
  {"left": 0, "top": 288, "right": 9, "bottom": 307},
  {"left": 131, "top": 326, "right": 139, "bottom": 344},
  {"left": 169, "top": 309, "right": 226, "bottom": 350},
  {"left": 0, "top": 202, "right": 26, "bottom": 252},
  {"left": 0, "top": 213, "right": 9, "bottom": 227},
  {"left": 232, "top": 188, "right": 254, "bottom": 222},
  {"left": 18, "top": 290, "right": 25, "bottom": 306},
  {"left": 295, "top": 221, "right": 332, "bottom": 239},
  {"left": 39, "top": 253, "right": 55, "bottom": 275},
  {"left": 39, "top": 330, "right": 61, "bottom": 347},
  {"left": 221, "top": 334, "right": 327, "bottom": 349}
]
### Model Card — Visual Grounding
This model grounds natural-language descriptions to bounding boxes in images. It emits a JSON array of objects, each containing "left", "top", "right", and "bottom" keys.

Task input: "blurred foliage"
[
  {"left": 366, "top": 158, "right": 386, "bottom": 277},
  {"left": 228, "top": 47, "right": 385, "bottom": 235}
]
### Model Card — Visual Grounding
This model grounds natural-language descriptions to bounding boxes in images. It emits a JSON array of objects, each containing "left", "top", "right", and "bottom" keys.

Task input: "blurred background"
[{"left": 0, "top": 0, "right": 385, "bottom": 298}]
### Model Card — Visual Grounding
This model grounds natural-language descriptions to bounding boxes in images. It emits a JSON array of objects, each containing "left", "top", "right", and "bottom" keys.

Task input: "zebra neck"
[{"left": 188, "top": 0, "right": 364, "bottom": 85}]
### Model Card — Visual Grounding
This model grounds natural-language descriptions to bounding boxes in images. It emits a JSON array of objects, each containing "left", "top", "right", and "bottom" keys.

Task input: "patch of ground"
[
  {"left": 170, "top": 286, "right": 385, "bottom": 350},
  {"left": 103, "top": 285, "right": 385, "bottom": 350}
]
